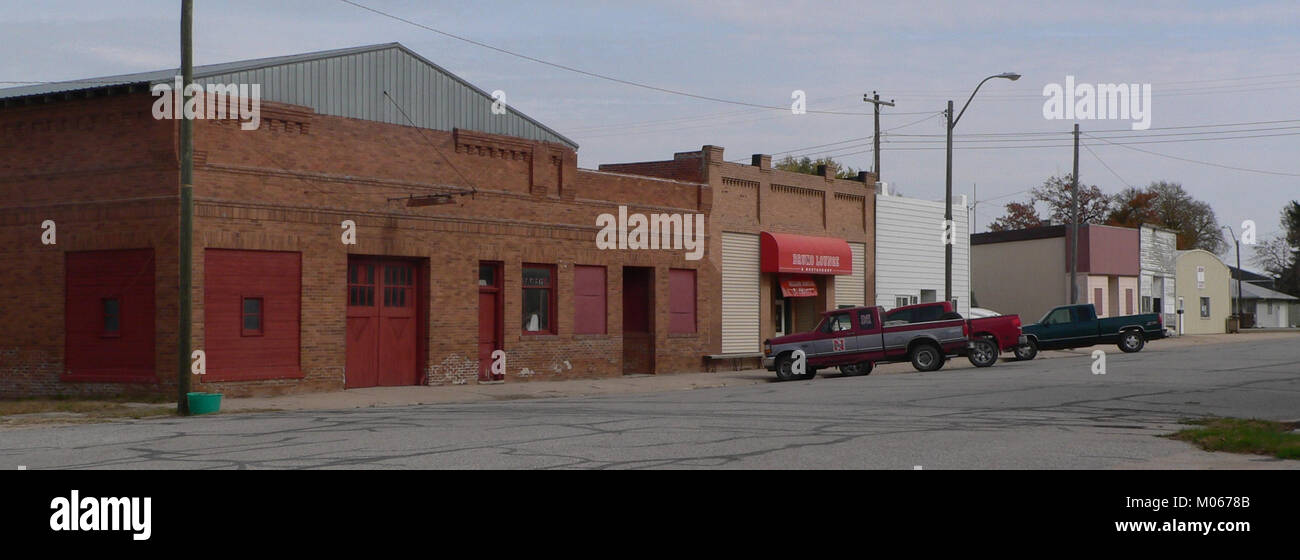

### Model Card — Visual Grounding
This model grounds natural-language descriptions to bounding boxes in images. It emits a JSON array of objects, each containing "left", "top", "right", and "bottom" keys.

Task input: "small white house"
[
  {"left": 1232, "top": 279, "right": 1298, "bottom": 328},
  {"left": 874, "top": 185, "right": 970, "bottom": 316}
]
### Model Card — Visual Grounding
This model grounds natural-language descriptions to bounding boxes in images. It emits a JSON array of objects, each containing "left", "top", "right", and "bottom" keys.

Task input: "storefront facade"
[
  {"left": 602, "top": 150, "right": 877, "bottom": 367},
  {"left": 0, "top": 44, "right": 714, "bottom": 398}
]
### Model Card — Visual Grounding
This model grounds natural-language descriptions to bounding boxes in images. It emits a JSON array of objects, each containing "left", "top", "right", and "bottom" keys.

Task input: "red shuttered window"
[
  {"left": 65, "top": 249, "right": 156, "bottom": 382},
  {"left": 669, "top": 269, "right": 697, "bottom": 334},
  {"left": 573, "top": 266, "right": 607, "bottom": 335},
  {"left": 204, "top": 250, "right": 301, "bottom": 381}
]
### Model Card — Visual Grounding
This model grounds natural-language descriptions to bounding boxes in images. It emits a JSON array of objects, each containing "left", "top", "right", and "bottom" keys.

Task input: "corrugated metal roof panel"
[{"left": 0, "top": 42, "right": 576, "bottom": 148}]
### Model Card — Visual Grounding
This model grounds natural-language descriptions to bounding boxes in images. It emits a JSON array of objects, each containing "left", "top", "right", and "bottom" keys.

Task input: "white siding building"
[
  {"left": 1139, "top": 225, "right": 1178, "bottom": 328},
  {"left": 874, "top": 188, "right": 970, "bottom": 316}
]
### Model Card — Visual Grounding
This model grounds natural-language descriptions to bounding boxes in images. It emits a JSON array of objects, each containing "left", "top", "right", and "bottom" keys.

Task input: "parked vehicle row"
[{"left": 763, "top": 301, "right": 1163, "bottom": 381}]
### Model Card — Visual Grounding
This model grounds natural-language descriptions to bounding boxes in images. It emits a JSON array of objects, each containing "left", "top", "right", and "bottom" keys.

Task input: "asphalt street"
[{"left": 3, "top": 337, "right": 1298, "bottom": 469}]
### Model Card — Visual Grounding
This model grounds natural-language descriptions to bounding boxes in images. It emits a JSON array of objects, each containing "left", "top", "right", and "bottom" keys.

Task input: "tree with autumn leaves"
[
  {"left": 987, "top": 175, "right": 1226, "bottom": 254},
  {"left": 1250, "top": 201, "right": 1300, "bottom": 297}
]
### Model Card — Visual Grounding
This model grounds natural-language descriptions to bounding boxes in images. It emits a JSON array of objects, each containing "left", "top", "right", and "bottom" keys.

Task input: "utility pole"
[
  {"left": 178, "top": 0, "right": 194, "bottom": 415},
  {"left": 1070, "top": 123, "right": 1080, "bottom": 305},
  {"left": 863, "top": 91, "right": 894, "bottom": 180},
  {"left": 945, "top": 100, "right": 954, "bottom": 303}
]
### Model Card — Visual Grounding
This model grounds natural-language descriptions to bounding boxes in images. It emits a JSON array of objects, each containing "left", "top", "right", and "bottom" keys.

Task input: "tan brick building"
[
  {"left": 602, "top": 149, "right": 878, "bottom": 369},
  {"left": 0, "top": 44, "right": 715, "bottom": 398}
]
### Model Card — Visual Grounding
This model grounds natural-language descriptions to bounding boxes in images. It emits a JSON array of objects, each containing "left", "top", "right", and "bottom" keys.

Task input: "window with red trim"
[
  {"left": 522, "top": 264, "right": 556, "bottom": 334},
  {"left": 241, "top": 297, "right": 263, "bottom": 336},
  {"left": 101, "top": 297, "right": 121, "bottom": 337},
  {"left": 669, "top": 269, "right": 697, "bottom": 334}
]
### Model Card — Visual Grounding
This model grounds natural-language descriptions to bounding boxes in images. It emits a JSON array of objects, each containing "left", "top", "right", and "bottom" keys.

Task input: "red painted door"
[
  {"left": 378, "top": 262, "right": 416, "bottom": 386},
  {"left": 346, "top": 260, "right": 379, "bottom": 388},
  {"left": 346, "top": 257, "right": 418, "bottom": 388},
  {"left": 478, "top": 262, "right": 503, "bottom": 382}
]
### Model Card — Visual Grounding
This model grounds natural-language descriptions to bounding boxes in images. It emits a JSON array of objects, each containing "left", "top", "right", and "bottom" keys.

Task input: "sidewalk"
[{"left": 223, "top": 330, "right": 1300, "bottom": 413}]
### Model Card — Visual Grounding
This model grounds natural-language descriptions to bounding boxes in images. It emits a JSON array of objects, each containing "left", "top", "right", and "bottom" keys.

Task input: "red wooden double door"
[{"left": 346, "top": 257, "right": 420, "bottom": 388}]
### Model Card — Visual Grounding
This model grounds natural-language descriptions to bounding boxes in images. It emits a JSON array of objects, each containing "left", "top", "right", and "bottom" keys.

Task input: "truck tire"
[
  {"left": 968, "top": 338, "right": 998, "bottom": 368},
  {"left": 1118, "top": 329, "right": 1145, "bottom": 353},
  {"left": 775, "top": 354, "right": 798, "bottom": 381},
  {"left": 841, "top": 362, "right": 873, "bottom": 376},
  {"left": 910, "top": 343, "right": 944, "bottom": 372},
  {"left": 1013, "top": 339, "right": 1038, "bottom": 361}
]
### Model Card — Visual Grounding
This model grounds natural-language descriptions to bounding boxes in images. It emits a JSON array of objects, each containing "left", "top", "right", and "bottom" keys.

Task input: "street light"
[{"left": 945, "top": 72, "right": 1020, "bottom": 304}]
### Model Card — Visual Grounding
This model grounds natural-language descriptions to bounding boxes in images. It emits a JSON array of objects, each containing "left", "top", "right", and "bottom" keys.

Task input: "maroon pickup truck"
[
  {"left": 763, "top": 305, "right": 969, "bottom": 380},
  {"left": 885, "top": 302, "right": 1025, "bottom": 367}
]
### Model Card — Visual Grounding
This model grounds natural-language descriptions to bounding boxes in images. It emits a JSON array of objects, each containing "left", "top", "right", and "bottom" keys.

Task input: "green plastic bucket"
[{"left": 186, "top": 392, "right": 223, "bottom": 415}]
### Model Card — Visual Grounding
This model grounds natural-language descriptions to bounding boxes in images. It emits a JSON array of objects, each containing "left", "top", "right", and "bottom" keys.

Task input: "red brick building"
[
  {"left": 0, "top": 44, "right": 714, "bottom": 398},
  {"left": 603, "top": 149, "right": 878, "bottom": 369}
]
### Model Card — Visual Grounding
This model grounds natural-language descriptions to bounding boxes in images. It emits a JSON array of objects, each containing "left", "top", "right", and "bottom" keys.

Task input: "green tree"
[{"left": 773, "top": 155, "right": 861, "bottom": 180}]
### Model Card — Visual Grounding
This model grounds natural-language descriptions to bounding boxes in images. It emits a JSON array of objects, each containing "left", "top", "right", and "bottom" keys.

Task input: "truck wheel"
[
  {"left": 910, "top": 344, "right": 944, "bottom": 372},
  {"left": 775, "top": 355, "right": 797, "bottom": 381},
  {"left": 842, "top": 362, "right": 873, "bottom": 376},
  {"left": 1013, "top": 339, "right": 1038, "bottom": 361},
  {"left": 1118, "top": 330, "right": 1145, "bottom": 353},
  {"left": 968, "top": 338, "right": 998, "bottom": 368}
]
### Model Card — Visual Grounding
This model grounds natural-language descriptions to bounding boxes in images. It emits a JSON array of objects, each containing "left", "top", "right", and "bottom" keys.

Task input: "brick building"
[
  {"left": 602, "top": 149, "right": 878, "bottom": 368},
  {"left": 0, "top": 43, "right": 715, "bottom": 398}
]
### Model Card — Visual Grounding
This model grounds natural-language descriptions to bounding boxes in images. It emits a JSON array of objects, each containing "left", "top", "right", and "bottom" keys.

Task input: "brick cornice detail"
[{"left": 453, "top": 128, "right": 534, "bottom": 161}]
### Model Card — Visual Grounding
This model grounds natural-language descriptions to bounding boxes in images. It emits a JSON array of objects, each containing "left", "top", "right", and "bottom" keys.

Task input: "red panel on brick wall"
[
  {"left": 65, "top": 249, "right": 156, "bottom": 382},
  {"left": 574, "top": 265, "right": 606, "bottom": 334},
  {"left": 669, "top": 269, "right": 697, "bottom": 334},
  {"left": 204, "top": 249, "right": 301, "bottom": 381}
]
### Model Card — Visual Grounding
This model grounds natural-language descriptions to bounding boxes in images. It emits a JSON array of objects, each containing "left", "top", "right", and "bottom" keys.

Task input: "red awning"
[
  {"left": 760, "top": 232, "right": 853, "bottom": 275},
  {"left": 779, "top": 275, "right": 818, "bottom": 298}
]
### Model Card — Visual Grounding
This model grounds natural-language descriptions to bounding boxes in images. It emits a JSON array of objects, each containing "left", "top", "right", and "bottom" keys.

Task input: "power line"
[
  {"left": 338, "top": 0, "right": 876, "bottom": 116},
  {"left": 566, "top": 101, "right": 936, "bottom": 134},
  {"left": 888, "top": 119, "right": 1300, "bottom": 138},
  {"left": 750, "top": 112, "right": 944, "bottom": 162},
  {"left": 382, "top": 90, "right": 478, "bottom": 194},
  {"left": 1083, "top": 132, "right": 1300, "bottom": 177},
  {"left": 1081, "top": 141, "right": 1133, "bottom": 188}
]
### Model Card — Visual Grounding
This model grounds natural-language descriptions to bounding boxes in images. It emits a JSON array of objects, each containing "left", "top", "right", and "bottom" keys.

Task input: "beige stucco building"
[
  {"left": 1174, "top": 250, "right": 1231, "bottom": 334},
  {"left": 971, "top": 224, "right": 1141, "bottom": 324}
]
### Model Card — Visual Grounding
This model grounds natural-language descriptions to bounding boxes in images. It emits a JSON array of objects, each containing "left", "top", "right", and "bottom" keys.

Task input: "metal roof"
[
  {"left": 1231, "top": 279, "right": 1299, "bottom": 301},
  {"left": 0, "top": 43, "right": 577, "bottom": 148}
]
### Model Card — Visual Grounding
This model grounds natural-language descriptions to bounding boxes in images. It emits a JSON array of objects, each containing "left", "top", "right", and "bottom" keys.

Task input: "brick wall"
[
  {"left": 188, "top": 102, "right": 714, "bottom": 397},
  {"left": 602, "top": 145, "right": 878, "bottom": 358},
  {"left": 1, "top": 92, "right": 719, "bottom": 398},
  {"left": 0, "top": 93, "right": 178, "bottom": 398}
]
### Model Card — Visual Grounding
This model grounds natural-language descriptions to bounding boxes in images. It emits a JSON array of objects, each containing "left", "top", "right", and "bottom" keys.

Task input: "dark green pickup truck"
[{"left": 1013, "top": 303, "right": 1166, "bottom": 360}]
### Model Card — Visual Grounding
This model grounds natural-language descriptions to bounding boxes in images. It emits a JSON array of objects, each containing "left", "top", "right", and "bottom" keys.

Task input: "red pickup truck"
[
  {"left": 763, "top": 305, "right": 969, "bottom": 380},
  {"left": 884, "top": 302, "right": 1026, "bottom": 367}
]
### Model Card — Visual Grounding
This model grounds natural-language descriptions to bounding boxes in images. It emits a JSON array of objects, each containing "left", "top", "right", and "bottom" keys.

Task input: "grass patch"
[
  {"left": 0, "top": 399, "right": 177, "bottom": 426},
  {"left": 1169, "top": 417, "right": 1300, "bottom": 460}
]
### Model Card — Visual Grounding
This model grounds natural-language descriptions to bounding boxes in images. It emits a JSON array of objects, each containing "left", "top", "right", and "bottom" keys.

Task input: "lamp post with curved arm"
[{"left": 945, "top": 73, "right": 1020, "bottom": 305}]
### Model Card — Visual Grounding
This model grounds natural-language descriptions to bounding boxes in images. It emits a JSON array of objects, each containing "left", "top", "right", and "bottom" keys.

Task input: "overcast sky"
[{"left": 3, "top": 1, "right": 1297, "bottom": 264}]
